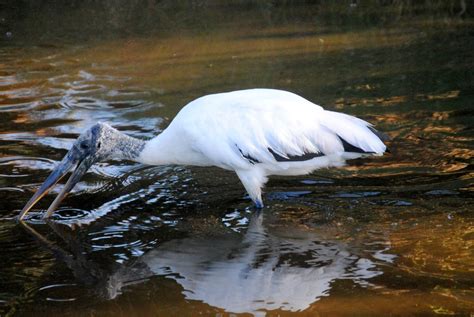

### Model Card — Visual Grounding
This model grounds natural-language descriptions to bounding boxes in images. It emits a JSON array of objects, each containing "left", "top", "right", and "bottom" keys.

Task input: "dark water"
[{"left": 0, "top": 2, "right": 473, "bottom": 316}]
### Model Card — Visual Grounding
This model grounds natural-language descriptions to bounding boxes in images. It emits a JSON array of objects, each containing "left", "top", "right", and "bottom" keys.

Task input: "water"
[{"left": 0, "top": 2, "right": 473, "bottom": 316}]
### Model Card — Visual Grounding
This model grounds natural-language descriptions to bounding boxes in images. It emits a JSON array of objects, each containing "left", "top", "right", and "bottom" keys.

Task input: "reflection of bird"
[
  {"left": 19, "top": 89, "right": 388, "bottom": 219},
  {"left": 21, "top": 211, "right": 383, "bottom": 314},
  {"left": 145, "top": 211, "right": 381, "bottom": 315}
]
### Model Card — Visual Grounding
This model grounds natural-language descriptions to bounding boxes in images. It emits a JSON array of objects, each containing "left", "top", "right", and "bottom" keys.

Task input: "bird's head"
[{"left": 18, "top": 122, "right": 142, "bottom": 220}]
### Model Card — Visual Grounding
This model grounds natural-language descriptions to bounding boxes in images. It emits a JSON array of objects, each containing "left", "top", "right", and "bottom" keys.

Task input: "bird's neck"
[
  {"left": 113, "top": 132, "right": 147, "bottom": 162},
  {"left": 109, "top": 128, "right": 176, "bottom": 165},
  {"left": 136, "top": 128, "right": 205, "bottom": 166},
  {"left": 135, "top": 129, "right": 178, "bottom": 165}
]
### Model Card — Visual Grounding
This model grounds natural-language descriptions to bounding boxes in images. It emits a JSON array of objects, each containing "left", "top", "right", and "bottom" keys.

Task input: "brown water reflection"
[{"left": 0, "top": 2, "right": 473, "bottom": 316}]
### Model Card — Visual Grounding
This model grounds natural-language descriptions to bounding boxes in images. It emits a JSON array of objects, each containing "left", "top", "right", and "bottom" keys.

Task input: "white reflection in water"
[
  {"left": 145, "top": 212, "right": 382, "bottom": 314},
  {"left": 22, "top": 210, "right": 385, "bottom": 315}
]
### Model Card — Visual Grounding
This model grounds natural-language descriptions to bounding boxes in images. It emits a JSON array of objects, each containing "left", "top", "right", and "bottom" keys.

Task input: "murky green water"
[{"left": 0, "top": 2, "right": 473, "bottom": 316}]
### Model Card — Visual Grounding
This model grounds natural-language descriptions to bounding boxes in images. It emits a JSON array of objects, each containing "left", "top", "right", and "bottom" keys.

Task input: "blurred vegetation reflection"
[{"left": 1, "top": 0, "right": 471, "bottom": 42}]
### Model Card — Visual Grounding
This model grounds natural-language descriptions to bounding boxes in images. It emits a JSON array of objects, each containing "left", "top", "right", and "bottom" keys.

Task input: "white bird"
[{"left": 19, "top": 88, "right": 388, "bottom": 220}]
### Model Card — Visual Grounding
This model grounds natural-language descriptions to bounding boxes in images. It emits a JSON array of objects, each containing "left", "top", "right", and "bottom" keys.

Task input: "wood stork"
[{"left": 19, "top": 88, "right": 388, "bottom": 220}]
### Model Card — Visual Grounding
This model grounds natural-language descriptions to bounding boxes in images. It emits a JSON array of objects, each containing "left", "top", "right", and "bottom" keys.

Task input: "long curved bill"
[{"left": 18, "top": 156, "right": 92, "bottom": 221}]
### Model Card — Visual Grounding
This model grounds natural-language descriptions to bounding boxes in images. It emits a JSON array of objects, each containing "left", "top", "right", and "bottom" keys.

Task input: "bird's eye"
[
  {"left": 97, "top": 142, "right": 101, "bottom": 149},
  {"left": 80, "top": 142, "right": 89, "bottom": 150}
]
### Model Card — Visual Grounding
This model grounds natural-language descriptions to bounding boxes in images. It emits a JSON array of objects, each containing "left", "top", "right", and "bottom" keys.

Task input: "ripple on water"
[
  {"left": 221, "top": 208, "right": 252, "bottom": 232},
  {"left": 0, "top": 221, "right": 56, "bottom": 310},
  {"left": 268, "top": 190, "right": 313, "bottom": 200},
  {"left": 0, "top": 156, "right": 58, "bottom": 174},
  {"left": 86, "top": 216, "right": 163, "bottom": 261},
  {"left": 330, "top": 191, "right": 382, "bottom": 198},
  {"left": 300, "top": 178, "right": 334, "bottom": 185},
  {"left": 38, "top": 284, "right": 78, "bottom": 302},
  {"left": 51, "top": 208, "right": 92, "bottom": 221}
]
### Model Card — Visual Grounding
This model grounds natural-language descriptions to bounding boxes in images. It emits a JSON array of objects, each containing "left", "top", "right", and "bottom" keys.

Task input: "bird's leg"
[
  {"left": 254, "top": 198, "right": 264, "bottom": 209},
  {"left": 235, "top": 169, "right": 267, "bottom": 209}
]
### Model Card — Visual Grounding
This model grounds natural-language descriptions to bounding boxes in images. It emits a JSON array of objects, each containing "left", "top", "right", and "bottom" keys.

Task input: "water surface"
[{"left": 0, "top": 3, "right": 473, "bottom": 316}]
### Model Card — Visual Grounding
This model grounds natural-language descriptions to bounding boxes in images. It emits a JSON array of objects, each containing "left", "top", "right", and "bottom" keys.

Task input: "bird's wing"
[{"left": 178, "top": 89, "right": 386, "bottom": 169}]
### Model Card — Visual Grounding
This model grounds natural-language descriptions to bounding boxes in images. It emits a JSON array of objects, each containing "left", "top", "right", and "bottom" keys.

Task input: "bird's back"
[
  {"left": 178, "top": 88, "right": 322, "bottom": 117},
  {"left": 168, "top": 88, "right": 386, "bottom": 170}
]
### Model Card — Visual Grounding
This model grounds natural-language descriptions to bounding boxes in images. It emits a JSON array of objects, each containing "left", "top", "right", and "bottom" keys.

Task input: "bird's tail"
[{"left": 321, "top": 110, "right": 389, "bottom": 155}]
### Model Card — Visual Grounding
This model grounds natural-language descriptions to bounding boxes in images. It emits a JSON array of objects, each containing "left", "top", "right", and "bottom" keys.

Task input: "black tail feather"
[
  {"left": 368, "top": 126, "right": 390, "bottom": 153},
  {"left": 337, "top": 136, "right": 374, "bottom": 154},
  {"left": 368, "top": 126, "right": 390, "bottom": 142},
  {"left": 337, "top": 126, "right": 390, "bottom": 154}
]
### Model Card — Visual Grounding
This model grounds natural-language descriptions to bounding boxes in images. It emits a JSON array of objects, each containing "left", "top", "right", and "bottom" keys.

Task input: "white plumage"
[{"left": 139, "top": 88, "right": 387, "bottom": 207}]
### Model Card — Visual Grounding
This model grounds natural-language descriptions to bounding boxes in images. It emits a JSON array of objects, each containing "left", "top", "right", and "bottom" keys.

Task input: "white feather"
[{"left": 139, "top": 89, "right": 387, "bottom": 206}]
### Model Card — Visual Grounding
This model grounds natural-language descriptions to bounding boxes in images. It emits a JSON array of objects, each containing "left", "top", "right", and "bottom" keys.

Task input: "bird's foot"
[{"left": 254, "top": 199, "right": 264, "bottom": 209}]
